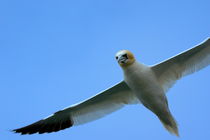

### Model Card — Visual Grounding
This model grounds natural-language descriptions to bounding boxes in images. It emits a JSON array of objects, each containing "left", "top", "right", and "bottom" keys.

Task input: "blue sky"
[{"left": 0, "top": 0, "right": 210, "bottom": 140}]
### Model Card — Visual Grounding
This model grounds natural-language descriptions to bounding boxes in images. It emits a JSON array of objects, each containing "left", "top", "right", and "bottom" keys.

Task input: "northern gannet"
[{"left": 13, "top": 38, "right": 210, "bottom": 136}]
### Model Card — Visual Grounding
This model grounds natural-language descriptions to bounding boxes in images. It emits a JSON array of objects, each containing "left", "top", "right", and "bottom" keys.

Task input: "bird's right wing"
[
  {"left": 13, "top": 81, "right": 139, "bottom": 134},
  {"left": 152, "top": 38, "right": 210, "bottom": 92},
  {"left": 70, "top": 81, "right": 139, "bottom": 125}
]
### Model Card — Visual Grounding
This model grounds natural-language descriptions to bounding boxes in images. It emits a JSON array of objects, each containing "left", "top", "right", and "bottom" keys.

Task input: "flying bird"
[{"left": 13, "top": 38, "right": 210, "bottom": 136}]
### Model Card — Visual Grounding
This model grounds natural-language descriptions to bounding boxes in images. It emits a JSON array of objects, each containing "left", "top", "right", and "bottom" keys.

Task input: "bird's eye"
[{"left": 116, "top": 56, "right": 118, "bottom": 60}]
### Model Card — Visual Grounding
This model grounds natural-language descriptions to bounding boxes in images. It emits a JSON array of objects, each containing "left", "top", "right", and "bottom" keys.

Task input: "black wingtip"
[
  {"left": 12, "top": 129, "right": 25, "bottom": 135},
  {"left": 12, "top": 117, "right": 74, "bottom": 135},
  {"left": 12, "top": 128, "right": 27, "bottom": 135},
  {"left": 11, "top": 129, "right": 18, "bottom": 134},
  {"left": 12, "top": 129, "right": 19, "bottom": 134}
]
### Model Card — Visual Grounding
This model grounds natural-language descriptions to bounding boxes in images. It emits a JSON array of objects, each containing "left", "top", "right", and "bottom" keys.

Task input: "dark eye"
[{"left": 116, "top": 56, "right": 118, "bottom": 59}]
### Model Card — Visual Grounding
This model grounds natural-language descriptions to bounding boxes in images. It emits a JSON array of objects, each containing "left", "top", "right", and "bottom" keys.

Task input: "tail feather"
[{"left": 159, "top": 113, "right": 179, "bottom": 137}]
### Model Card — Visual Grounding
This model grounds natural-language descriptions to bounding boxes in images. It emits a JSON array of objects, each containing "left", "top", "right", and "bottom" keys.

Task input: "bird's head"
[{"left": 115, "top": 50, "right": 136, "bottom": 67}]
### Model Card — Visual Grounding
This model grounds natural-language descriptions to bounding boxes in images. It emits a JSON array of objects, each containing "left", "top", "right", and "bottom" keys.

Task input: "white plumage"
[
  {"left": 152, "top": 38, "right": 210, "bottom": 92},
  {"left": 13, "top": 38, "right": 210, "bottom": 136}
]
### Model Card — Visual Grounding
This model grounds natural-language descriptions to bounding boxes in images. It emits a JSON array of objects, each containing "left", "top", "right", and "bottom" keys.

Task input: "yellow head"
[{"left": 115, "top": 50, "right": 136, "bottom": 67}]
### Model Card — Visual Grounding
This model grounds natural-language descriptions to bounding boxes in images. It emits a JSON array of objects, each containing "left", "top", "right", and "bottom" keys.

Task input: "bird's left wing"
[
  {"left": 13, "top": 81, "right": 139, "bottom": 135},
  {"left": 151, "top": 38, "right": 210, "bottom": 92}
]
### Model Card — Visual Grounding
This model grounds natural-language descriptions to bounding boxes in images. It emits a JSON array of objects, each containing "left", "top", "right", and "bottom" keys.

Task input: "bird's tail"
[{"left": 158, "top": 112, "right": 179, "bottom": 137}]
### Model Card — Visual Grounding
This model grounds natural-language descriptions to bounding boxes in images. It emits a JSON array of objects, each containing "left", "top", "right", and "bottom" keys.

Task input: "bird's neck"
[{"left": 122, "top": 61, "right": 146, "bottom": 74}]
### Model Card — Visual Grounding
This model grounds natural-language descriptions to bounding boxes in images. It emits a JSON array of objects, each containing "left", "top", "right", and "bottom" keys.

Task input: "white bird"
[{"left": 13, "top": 38, "right": 210, "bottom": 136}]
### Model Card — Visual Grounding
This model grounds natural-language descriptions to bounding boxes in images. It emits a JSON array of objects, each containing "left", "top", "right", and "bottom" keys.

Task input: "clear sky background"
[{"left": 0, "top": 0, "right": 210, "bottom": 140}]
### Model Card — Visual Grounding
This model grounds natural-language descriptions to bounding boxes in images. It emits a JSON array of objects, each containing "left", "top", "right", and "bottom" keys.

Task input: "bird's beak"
[{"left": 118, "top": 56, "right": 127, "bottom": 64}]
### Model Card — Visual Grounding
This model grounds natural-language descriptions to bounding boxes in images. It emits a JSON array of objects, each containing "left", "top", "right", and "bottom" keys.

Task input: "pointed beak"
[{"left": 118, "top": 57, "right": 127, "bottom": 64}]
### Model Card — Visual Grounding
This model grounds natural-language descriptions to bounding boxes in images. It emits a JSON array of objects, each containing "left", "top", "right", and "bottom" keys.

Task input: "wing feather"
[
  {"left": 152, "top": 38, "right": 210, "bottom": 92},
  {"left": 13, "top": 81, "right": 138, "bottom": 134},
  {"left": 69, "top": 81, "right": 139, "bottom": 125}
]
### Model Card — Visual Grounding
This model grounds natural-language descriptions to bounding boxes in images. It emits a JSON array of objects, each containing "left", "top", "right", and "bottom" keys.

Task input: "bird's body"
[
  {"left": 13, "top": 38, "right": 210, "bottom": 136},
  {"left": 124, "top": 62, "right": 163, "bottom": 109},
  {"left": 122, "top": 58, "right": 178, "bottom": 136},
  {"left": 124, "top": 62, "right": 161, "bottom": 100}
]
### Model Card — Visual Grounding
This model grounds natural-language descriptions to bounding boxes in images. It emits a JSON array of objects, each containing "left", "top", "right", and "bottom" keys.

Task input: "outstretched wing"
[
  {"left": 13, "top": 81, "right": 139, "bottom": 135},
  {"left": 152, "top": 38, "right": 210, "bottom": 92}
]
